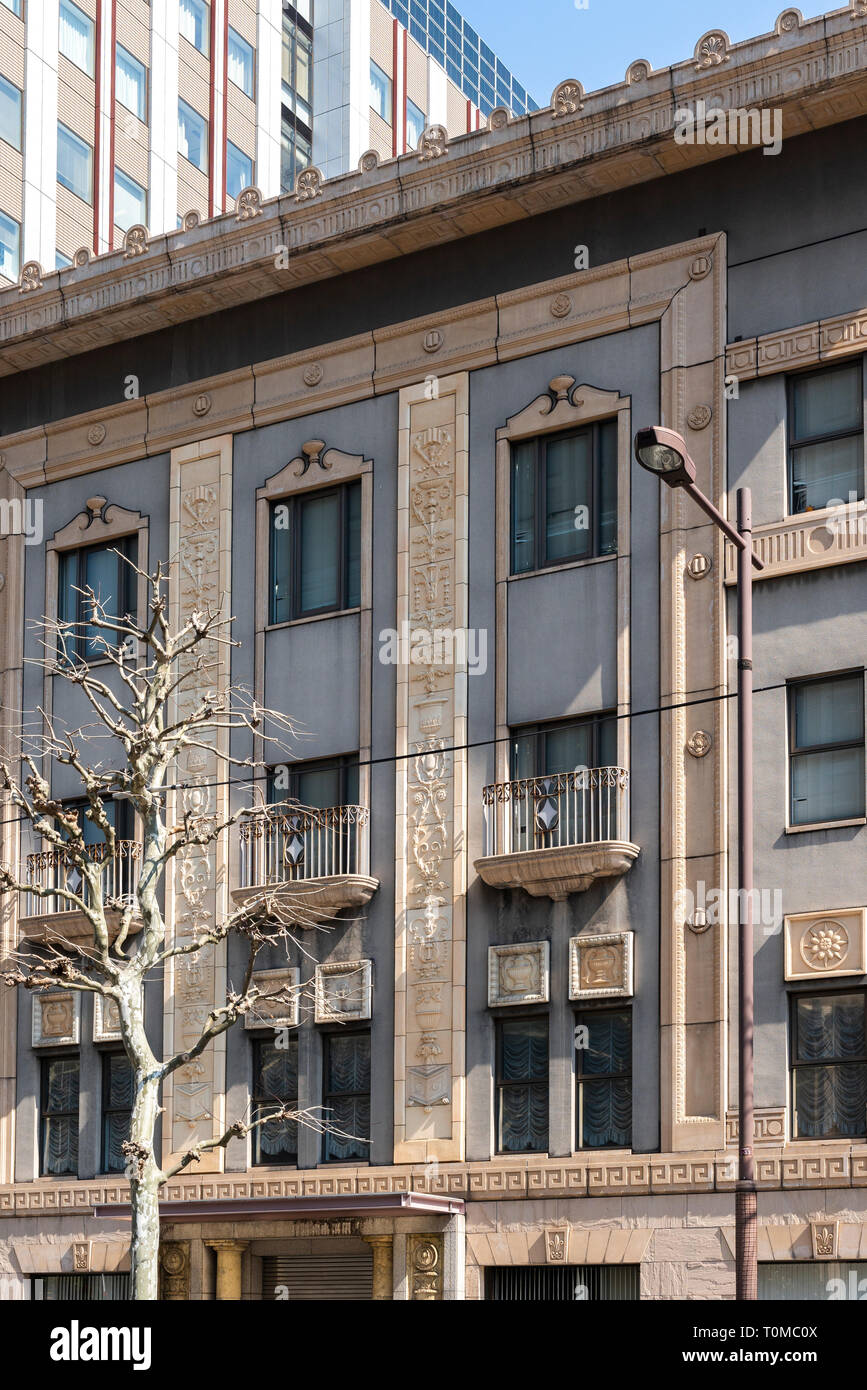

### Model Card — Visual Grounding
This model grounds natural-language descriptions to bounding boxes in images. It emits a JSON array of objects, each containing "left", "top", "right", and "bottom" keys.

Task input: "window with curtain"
[
  {"left": 228, "top": 27, "right": 254, "bottom": 97},
  {"left": 792, "top": 992, "right": 867, "bottom": 1139},
  {"left": 270, "top": 480, "right": 362, "bottom": 623},
  {"left": 1, "top": 0, "right": 22, "bottom": 17},
  {"left": 788, "top": 359, "right": 864, "bottom": 514},
  {"left": 59, "top": 0, "right": 94, "bottom": 76},
  {"left": 252, "top": 1038, "right": 298, "bottom": 1164},
  {"left": 0, "top": 211, "right": 20, "bottom": 281},
  {"left": 102, "top": 1053, "right": 133, "bottom": 1172},
  {"left": 58, "top": 537, "right": 136, "bottom": 662},
  {"left": 227, "top": 142, "right": 253, "bottom": 200},
  {"left": 511, "top": 713, "right": 618, "bottom": 781},
  {"left": 178, "top": 99, "right": 207, "bottom": 172},
  {"left": 179, "top": 0, "right": 209, "bottom": 55},
  {"left": 575, "top": 1008, "right": 632, "bottom": 1148},
  {"left": 496, "top": 1017, "right": 548, "bottom": 1153},
  {"left": 41, "top": 1056, "right": 80, "bottom": 1176},
  {"left": 116, "top": 46, "right": 147, "bottom": 121},
  {"left": 280, "top": 114, "right": 312, "bottom": 194},
  {"left": 114, "top": 170, "right": 147, "bottom": 232},
  {"left": 0, "top": 75, "right": 22, "bottom": 151},
  {"left": 323, "top": 1032, "right": 371, "bottom": 1161},
  {"left": 511, "top": 419, "right": 618, "bottom": 574},
  {"left": 789, "top": 673, "right": 865, "bottom": 826},
  {"left": 57, "top": 123, "right": 93, "bottom": 203},
  {"left": 370, "top": 61, "right": 392, "bottom": 122},
  {"left": 406, "top": 98, "right": 425, "bottom": 150}
]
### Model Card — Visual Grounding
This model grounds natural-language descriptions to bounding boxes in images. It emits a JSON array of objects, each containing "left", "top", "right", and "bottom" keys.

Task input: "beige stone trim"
[
  {"left": 394, "top": 372, "right": 469, "bottom": 1163},
  {"left": 162, "top": 435, "right": 233, "bottom": 1169},
  {"left": 726, "top": 306, "right": 867, "bottom": 381},
  {"left": 720, "top": 1220, "right": 867, "bottom": 1262},
  {"left": 723, "top": 503, "right": 867, "bottom": 583},
  {"left": 467, "top": 1225, "right": 653, "bottom": 1267},
  {"left": 10, "top": 1238, "right": 130, "bottom": 1275},
  {"left": 726, "top": 1107, "right": 787, "bottom": 1145},
  {"left": 0, "top": 468, "right": 23, "bottom": 1184}
]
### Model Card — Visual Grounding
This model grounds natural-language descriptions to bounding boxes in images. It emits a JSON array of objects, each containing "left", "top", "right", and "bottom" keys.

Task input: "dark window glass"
[
  {"left": 268, "top": 755, "right": 359, "bottom": 810},
  {"left": 788, "top": 360, "right": 863, "bottom": 514},
  {"left": 511, "top": 421, "right": 617, "bottom": 574},
  {"left": 269, "top": 480, "right": 361, "bottom": 623},
  {"left": 575, "top": 1009, "right": 632, "bottom": 1148},
  {"left": 102, "top": 1052, "right": 133, "bottom": 1172},
  {"left": 789, "top": 673, "right": 865, "bottom": 825},
  {"left": 41, "top": 1056, "right": 79, "bottom": 1176},
  {"left": 323, "top": 1032, "right": 370, "bottom": 1161},
  {"left": 63, "top": 795, "right": 133, "bottom": 846},
  {"left": 511, "top": 714, "right": 617, "bottom": 781},
  {"left": 58, "top": 537, "right": 136, "bottom": 661},
  {"left": 792, "top": 992, "right": 867, "bottom": 1139},
  {"left": 279, "top": 112, "right": 311, "bottom": 193},
  {"left": 496, "top": 1017, "right": 548, "bottom": 1153},
  {"left": 252, "top": 1038, "right": 298, "bottom": 1164}
]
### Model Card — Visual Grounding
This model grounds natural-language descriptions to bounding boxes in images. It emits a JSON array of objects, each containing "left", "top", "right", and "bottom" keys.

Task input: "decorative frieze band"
[
  {"left": 723, "top": 504, "right": 867, "bottom": 583},
  {"left": 726, "top": 307, "right": 867, "bottom": 381}
]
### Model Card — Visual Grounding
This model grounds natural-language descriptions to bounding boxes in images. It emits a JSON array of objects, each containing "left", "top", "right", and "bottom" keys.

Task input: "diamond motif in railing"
[
  {"left": 67, "top": 864, "right": 84, "bottom": 898},
  {"left": 281, "top": 817, "right": 306, "bottom": 869},
  {"left": 533, "top": 778, "right": 560, "bottom": 835}
]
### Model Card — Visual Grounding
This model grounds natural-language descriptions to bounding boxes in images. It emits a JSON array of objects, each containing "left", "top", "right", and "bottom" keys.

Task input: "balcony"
[
  {"left": 18, "top": 841, "right": 143, "bottom": 944},
  {"left": 233, "top": 805, "right": 379, "bottom": 924},
  {"left": 474, "top": 768, "right": 640, "bottom": 901}
]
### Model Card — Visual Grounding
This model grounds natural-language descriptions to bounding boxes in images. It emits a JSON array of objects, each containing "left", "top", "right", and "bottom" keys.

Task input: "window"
[
  {"left": 226, "top": 142, "right": 253, "bottom": 200},
  {"left": 33, "top": 1274, "right": 131, "bottom": 1300},
  {"left": 63, "top": 795, "right": 133, "bottom": 847},
  {"left": 406, "top": 98, "right": 425, "bottom": 150},
  {"left": 252, "top": 1039, "right": 298, "bottom": 1164},
  {"left": 280, "top": 114, "right": 312, "bottom": 194},
  {"left": 511, "top": 420, "right": 618, "bottom": 574},
  {"left": 58, "top": 537, "right": 136, "bottom": 661},
  {"left": 370, "top": 61, "right": 392, "bottom": 121},
  {"left": 59, "top": 1, "right": 94, "bottom": 76},
  {"left": 178, "top": 99, "right": 207, "bottom": 172},
  {"left": 102, "top": 1053, "right": 133, "bottom": 1172},
  {"left": 496, "top": 1017, "right": 548, "bottom": 1153},
  {"left": 114, "top": 170, "right": 147, "bottom": 232},
  {"left": 0, "top": 74, "right": 22, "bottom": 151},
  {"left": 788, "top": 360, "right": 863, "bottom": 514},
  {"left": 270, "top": 480, "right": 362, "bottom": 624},
  {"left": 282, "top": 17, "right": 312, "bottom": 124},
  {"left": 788, "top": 673, "right": 865, "bottom": 826},
  {"left": 116, "top": 46, "right": 147, "bottom": 121},
  {"left": 792, "top": 991, "right": 867, "bottom": 1139},
  {"left": 57, "top": 123, "right": 93, "bottom": 203},
  {"left": 56, "top": 250, "right": 73, "bottom": 269},
  {"left": 511, "top": 713, "right": 617, "bottom": 781},
  {"left": 575, "top": 1008, "right": 631, "bottom": 1148},
  {"left": 0, "top": 211, "right": 20, "bottom": 281},
  {"left": 1, "top": 0, "right": 22, "bottom": 16},
  {"left": 323, "top": 1032, "right": 370, "bottom": 1161},
  {"left": 41, "top": 1056, "right": 79, "bottom": 1176},
  {"left": 268, "top": 755, "right": 360, "bottom": 810},
  {"left": 179, "top": 0, "right": 209, "bottom": 55},
  {"left": 228, "top": 27, "right": 254, "bottom": 97}
]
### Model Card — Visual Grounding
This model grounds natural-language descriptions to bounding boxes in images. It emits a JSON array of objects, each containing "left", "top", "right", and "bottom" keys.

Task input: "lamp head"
[{"left": 634, "top": 426, "right": 697, "bottom": 487}]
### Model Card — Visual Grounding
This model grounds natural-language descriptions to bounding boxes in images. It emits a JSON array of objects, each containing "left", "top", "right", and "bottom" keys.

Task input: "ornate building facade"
[{"left": 1, "top": 5, "right": 867, "bottom": 1300}]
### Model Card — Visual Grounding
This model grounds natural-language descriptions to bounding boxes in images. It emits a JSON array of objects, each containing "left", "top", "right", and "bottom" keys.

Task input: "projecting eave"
[{"left": 0, "top": 8, "right": 865, "bottom": 376}]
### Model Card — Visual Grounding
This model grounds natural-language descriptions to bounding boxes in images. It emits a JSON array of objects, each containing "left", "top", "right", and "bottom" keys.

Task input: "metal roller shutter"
[
  {"left": 262, "top": 1252, "right": 374, "bottom": 1300},
  {"left": 485, "top": 1264, "right": 640, "bottom": 1300}
]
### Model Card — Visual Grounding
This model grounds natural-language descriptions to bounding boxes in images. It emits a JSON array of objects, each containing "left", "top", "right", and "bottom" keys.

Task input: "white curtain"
[
  {"left": 179, "top": 0, "right": 206, "bottom": 52},
  {"left": 228, "top": 32, "right": 252, "bottom": 96},
  {"left": 59, "top": 2, "right": 92, "bottom": 73},
  {"left": 116, "top": 49, "right": 145, "bottom": 121}
]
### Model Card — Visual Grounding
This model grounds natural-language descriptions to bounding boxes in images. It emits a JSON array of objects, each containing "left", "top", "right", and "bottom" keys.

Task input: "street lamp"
[{"left": 635, "top": 425, "right": 765, "bottom": 1302}]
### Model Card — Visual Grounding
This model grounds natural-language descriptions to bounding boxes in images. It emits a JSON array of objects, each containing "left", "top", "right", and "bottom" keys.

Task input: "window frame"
[
  {"left": 321, "top": 1027, "right": 371, "bottom": 1163},
  {"left": 178, "top": 97, "right": 208, "bottom": 173},
  {"left": 59, "top": 0, "right": 95, "bottom": 77},
  {"left": 787, "top": 670, "right": 866, "bottom": 828},
  {"left": 251, "top": 1035, "right": 299, "bottom": 1166},
  {"left": 57, "top": 122, "right": 93, "bottom": 204},
  {"left": 57, "top": 535, "right": 137, "bottom": 663},
  {"left": 228, "top": 26, "right": 255, "bottom": 98},
  {"left": 574, "top": 1005, "right": 632, "bottom": 1151},
  {"left": 267, "top": 754, "right": 360, "bottom": 810},
  {"left": 226, "top": 140, "right": 253, "bottom": 200},
  {"left": 494, "top": 1014, "right": 549, "bottom": 1155},
  {"left": 40, "top": 1054, "right": 80, "bottom": 1178},
  {"left": 115, "top": 44, "right": 148, "bottom": 122},
  {"left": 113, "top": 168, "right": 147, "bottom": 233},
  {"left": 179, "top": 0, "right": 209, "bottom": 56},
  {"left": 269, "top": 479, "right": 362, "bottom": 625},
  {"left": 406, "top": 97, "right": 425, "bottom": 150},
  {"left": 0, "top": 209, "right": 21, "bottom": 282},
  {"left": 101, "top": 1050, "right": 133, "bottom": 1174},
  {"left": 786, "top": 358, "right": 865, "bottom": 517},
  {"left": 510, "top": 711, "right": 618, "bottom": 781},
  {"left": 0, "top": 73, "right": 23, "bottom": 152},
  {"left": 369, "top": 60, "right": 392, "bottom": 123},
  {"left": 790, "top": 987, "right": 867, "bottom": 1141},
  {"left": 510, "top": 419, "right": 618, "bottom": 575}
]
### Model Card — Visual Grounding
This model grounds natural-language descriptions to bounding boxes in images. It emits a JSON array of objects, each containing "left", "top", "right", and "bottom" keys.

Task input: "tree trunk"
[
  {"left": 130, "top": 1167, "right": 161, "bottom": 1301},
  {"left": 123, "top": 984, "right": 164, "bottom": 1301}
]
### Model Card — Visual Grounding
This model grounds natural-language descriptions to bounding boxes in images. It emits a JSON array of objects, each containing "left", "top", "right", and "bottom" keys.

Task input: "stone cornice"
[{"left": 1, "top": 8, "right": 866, "bottom": 374}]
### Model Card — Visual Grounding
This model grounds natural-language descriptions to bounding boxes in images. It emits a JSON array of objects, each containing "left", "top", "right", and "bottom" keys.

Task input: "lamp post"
[{"left": 634, "top": 425, "right": 765, "bottom": 1302}]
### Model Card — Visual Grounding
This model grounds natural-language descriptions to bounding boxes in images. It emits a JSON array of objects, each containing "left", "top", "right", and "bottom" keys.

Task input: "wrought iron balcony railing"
[
  {"left": 481, "top": 767, "right": 630, "bottom": 857},
  {"left": 238, "top": 805, "right": 371, "bottom": 890},
  {"left": 22, "top": 841, "right": 142, "bottom": 919}
]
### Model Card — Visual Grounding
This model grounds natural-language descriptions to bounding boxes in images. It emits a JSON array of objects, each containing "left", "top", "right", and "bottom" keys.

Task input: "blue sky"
[{"left": 454, "top": 0, "right": 831, "bottom": 104}]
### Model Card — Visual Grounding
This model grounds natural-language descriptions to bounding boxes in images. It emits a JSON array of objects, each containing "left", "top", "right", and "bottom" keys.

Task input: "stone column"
[
  {"left": 363, "top": 1236, "right": 394, "bottom": 1299},
  {"left": 206, "top": 1240, "right": 249, "bottom": 1301}
]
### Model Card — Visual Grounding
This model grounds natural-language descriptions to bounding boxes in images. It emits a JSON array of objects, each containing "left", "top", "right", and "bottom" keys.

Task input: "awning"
[{"left": 92, "top": 1192, "right": 465, "bottom": 1222}]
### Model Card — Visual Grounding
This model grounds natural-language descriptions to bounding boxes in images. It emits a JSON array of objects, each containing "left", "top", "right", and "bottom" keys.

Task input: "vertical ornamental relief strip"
[
  {"left": 163, "top": 438, "right": 233, "bottom": 1169},
  {"left": 0, "top": 483, "right": 24, "bottom": 1184},
  {"left": 394, "top": 374, "right": 469, "bottom": 1163}
]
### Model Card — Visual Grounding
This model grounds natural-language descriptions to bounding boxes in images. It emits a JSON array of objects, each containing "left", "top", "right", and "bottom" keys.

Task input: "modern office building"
[
  {"left": 0, "top": 0, "right": 536, "bottom": 280},
  {"left": 0, "top": 6, "right": 866, "bottom": 1301}
]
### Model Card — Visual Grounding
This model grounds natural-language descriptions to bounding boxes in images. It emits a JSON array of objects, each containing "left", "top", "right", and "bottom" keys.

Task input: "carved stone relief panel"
[
  {"left": 32, "top": 992, "right": 81, "bottom": 1046},
  {"left": 488, "top": 942, "right": 550, "bottom": 1007},
  {"left": 244, "top": 968, "right": 301, "bottom": 1029},
  {"left": 314, "top": 960, "right": 372, "bottom": 1022},
  {"left": 784, "top": 908, "right": 866, "bottom": 981},
  {"left": 569, "top": 932, "right": 634, "bottom": 1000},
  {"left": 408, "top": 1234, "right": 444, "bottom": 1299},
  {"left": 93, "top": 994, "right": 123, "bottom": 1042}
]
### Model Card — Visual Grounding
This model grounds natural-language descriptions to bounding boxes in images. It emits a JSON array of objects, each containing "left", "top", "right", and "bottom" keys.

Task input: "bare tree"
[{"left": 0, "top": 557, "right": 340, "bottom": 1300}]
